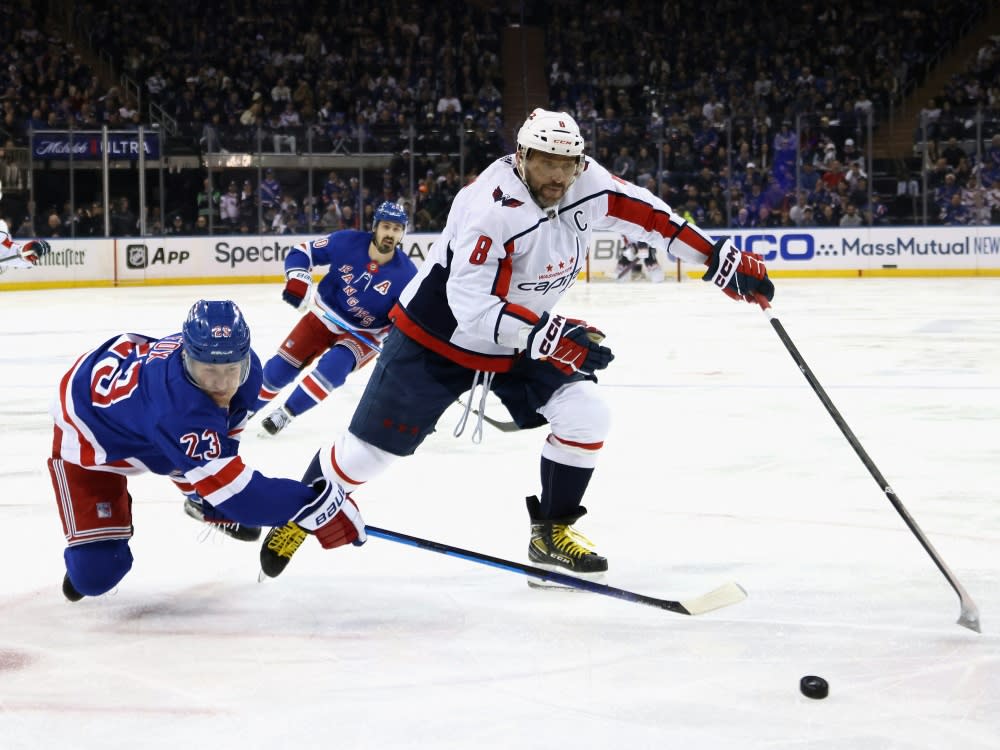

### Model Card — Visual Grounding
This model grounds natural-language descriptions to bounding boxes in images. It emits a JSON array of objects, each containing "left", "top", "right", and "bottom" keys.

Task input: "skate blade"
[{"left": 526, "top": 567, "right": 607, "bottom": 590}]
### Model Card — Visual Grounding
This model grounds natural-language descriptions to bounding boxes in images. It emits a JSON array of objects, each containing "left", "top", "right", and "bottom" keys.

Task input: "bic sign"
[{"left": 713, "top": 233, "right": 815, "bottom": 261}]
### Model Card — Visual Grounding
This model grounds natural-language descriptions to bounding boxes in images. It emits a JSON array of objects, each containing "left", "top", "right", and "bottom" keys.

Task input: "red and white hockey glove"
[
  {"left": 20, "top": 239, "right": 51, "bottom": 265},
  {"left": 703, "top": 239, "right": 775, "bottom": 303},
  {"left": 282, "top": 268, "right": 312, "bottom": 308},
  {"left": 527, "top": 311, "right": 614, "bottom": 376},
  {"left": 293, "top": 479, "right": 367, "bottom": 549}
]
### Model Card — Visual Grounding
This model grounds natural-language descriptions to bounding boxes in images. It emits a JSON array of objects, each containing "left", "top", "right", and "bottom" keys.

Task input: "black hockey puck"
[{"left": 799, "top": 675, "right": 829, "bottom": 699}]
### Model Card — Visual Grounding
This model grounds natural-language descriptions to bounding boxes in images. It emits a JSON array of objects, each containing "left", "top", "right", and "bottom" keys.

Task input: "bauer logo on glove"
[{"left": 282, "top": 268, "right": 313, "bottom": 308}]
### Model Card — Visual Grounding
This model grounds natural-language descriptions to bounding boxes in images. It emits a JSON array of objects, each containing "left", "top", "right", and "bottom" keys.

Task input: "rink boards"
[{"left": 3, "top": 226, "right": 1000, "bottom": 290}]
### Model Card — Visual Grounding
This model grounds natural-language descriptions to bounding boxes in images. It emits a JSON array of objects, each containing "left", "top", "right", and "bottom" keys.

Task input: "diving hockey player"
[{"left": 49, "top": 299, "right": 364, "bottom": 601}]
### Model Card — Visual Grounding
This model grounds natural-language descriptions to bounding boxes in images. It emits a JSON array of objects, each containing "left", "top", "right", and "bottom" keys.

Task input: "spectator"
[
  {"left": 220, "top": 181, "right": 240, "bottom": 227},
  {"left": 319, "top": 202, "right": 343, "bottom": 232},
  {"left": 166, "top": 213, "right": 189, "bottom": 235},
  {"left": 941, "top": 137, "right": 967, "bottom": 169},
  {"left": 260, "top": 169, "right": 282, "bottom": 211},
  {"left": 110, "top": 197, "right": 137, "bottom": 236},
  {"left": 196, "top": 179, "right": 221, "bottom": 224},
  {"left": 612, "top": 146, "right": 635, "bottom": 180},
  {"left": 271, "top": 78, "right": 291, "bottom": 104},
  {"left": 239, "top": 180, "right": 257, "bottom": 225},
  {"left": 40, "top": 212, "right": 66, "bottom": 238},
  {"left": 192, "top": 215, "right": 210, "bottom": 234},
  {"left": 839, "top": 203, "right": 863, "bottom": 227}
]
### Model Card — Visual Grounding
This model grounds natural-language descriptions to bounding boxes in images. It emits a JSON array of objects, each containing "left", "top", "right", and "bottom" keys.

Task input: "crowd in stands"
[
  {"left": 3, "top": 0, "right": 999, "bottom": 235},
  {"left": 542, "top": 0, "right": 992, "bottom": 227}
]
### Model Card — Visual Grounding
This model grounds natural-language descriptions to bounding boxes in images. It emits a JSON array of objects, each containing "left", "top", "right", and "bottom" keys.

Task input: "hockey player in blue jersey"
[
  {"left": 49, "top": 299, "right": 365, "bottom": 601},
  {"left": 254, "top": 201, "right": 417, "bottom": 435}
]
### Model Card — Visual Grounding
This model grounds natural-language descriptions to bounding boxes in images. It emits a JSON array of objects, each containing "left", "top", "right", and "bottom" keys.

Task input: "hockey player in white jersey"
[
  {"left": 259, "top": 108, "right": 774, "bottom": 581},
  {"left": 0, "top": 227, "right": 50, "bottom": 268},
  {"left": 0, "top": 182, "right": 50, "bottom": 268}
]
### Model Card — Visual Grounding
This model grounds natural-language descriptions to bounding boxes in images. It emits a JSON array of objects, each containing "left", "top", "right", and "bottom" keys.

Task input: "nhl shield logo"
[{"left": 126, "top": 244, "right": 148, "bottom": 269}]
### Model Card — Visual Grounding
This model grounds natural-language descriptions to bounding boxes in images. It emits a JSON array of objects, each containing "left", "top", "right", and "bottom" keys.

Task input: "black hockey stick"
[
  {"left": 365, "top": 525, "right": 747, "bottom": 616},
  {"left": 754, "top": 293, "right": 980, "bottom": 632}
]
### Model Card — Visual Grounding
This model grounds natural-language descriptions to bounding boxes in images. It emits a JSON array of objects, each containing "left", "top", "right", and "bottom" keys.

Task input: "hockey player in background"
[
  {"left": 49, "top": 299, "right": 364, "bottom": 601},
  {"left": 0, "top": 229, "right": 49, "bottom": 268},
  {"left": 258, "top": 108, "right": 774, "bottom": 583},
  {"left": 254, "top": 201, "right": 417, "bottom": 436},
  {"left": 1, "top": 181, "right": 51, "bottom": 266},
  {"left": 615, "top": 236, "right": 665, "bottom": 282}
]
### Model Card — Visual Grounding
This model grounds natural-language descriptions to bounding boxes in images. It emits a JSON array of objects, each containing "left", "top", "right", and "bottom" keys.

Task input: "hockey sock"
[
  {"left": 539, "top": 456, "right": 594, "bottom": 520},
  {"left": 283, "top": 385, "right": 320, "bottom": 417},
  {"left": 283, "top": 346, "right": 354, "bottom": 416}
]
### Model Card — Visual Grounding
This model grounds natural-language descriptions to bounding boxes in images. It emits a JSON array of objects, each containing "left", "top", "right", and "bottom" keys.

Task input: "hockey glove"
[
  {"left": 702, "top": 239, "right": 774, "bottom": 303},
  {"left": 293, "top": 478, "right": 367, "bottom": 549},
  {"left": 20, "top": 239, "right": 51, "bottom": 265},
  {"left": 527, "top": 311, "right": 614, "bottom": 376},
  {"left": 282, "top": 268, "right": 312, "bottom": 308}
]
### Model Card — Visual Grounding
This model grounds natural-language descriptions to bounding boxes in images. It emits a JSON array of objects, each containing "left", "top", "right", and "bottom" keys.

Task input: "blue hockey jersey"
[
  {"left": 285, "top": 229, "right": 417, "bottom": 335},
  {"left": 51, "top": 332, "right": 316, "bottom": 525}
]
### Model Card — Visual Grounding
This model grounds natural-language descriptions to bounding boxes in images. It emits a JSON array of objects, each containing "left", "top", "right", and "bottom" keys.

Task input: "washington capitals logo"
[{"left": 492, "top": 186, "right": 523, "bottom": 208}]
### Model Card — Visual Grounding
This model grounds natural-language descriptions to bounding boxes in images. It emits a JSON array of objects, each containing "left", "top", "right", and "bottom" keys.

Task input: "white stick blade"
[
  {"left": 958, "top": 600, "right": 981, "bottom": 633},
  {"left": 680, "top": 581, "right": 748, "bottom": 615}
]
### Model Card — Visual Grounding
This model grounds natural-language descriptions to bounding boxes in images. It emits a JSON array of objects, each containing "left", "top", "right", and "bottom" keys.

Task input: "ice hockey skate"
[
  {"left": 260, "top": 406, "right": 293, "bottom": 436},
  {"left": 258, "top": 521, "right": 308, "bottom": 580},
  {"left": 525, "top": 495, "right": 607, "bottom": 589},
  {"left": 183, "top": 495, "right": 262, "bottom": 542}
]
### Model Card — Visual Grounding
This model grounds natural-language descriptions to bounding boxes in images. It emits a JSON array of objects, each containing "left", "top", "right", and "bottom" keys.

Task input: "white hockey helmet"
[{"left": 516, "top": 108, "right": 585, "bottom": 158}]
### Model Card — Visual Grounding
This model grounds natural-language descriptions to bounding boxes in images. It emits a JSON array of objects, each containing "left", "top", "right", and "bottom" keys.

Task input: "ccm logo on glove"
[
  {"left": 527, "top": 311, "right": 613, "bottom": 376},
  {"left": 703, "top": 239, "right": 774, "bottom": 303}
]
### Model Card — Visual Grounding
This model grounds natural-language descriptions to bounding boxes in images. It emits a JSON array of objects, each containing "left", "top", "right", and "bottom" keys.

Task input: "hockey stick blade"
[
  {"left": 366, "top": 525, "right": 747, "bottom": 616},
  {"left": 455, "top": 399, "right": 519, "bottom": 432},
  {"left": 754, "top": 293, "right": 981, "bottom": 633}
]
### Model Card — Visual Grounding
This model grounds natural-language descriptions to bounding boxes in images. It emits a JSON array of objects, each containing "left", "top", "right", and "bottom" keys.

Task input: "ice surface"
[{"left": 1, "top": 278, "right": 998, "bottom": 749}]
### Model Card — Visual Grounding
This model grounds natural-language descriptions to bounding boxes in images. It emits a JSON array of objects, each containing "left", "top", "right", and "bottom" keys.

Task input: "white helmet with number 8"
[
  {"left": 516, "top": 108, "right": 585, "bottom": 159},
  {"left": 515, "top": 108, "right": 586, "bottom": 199}
]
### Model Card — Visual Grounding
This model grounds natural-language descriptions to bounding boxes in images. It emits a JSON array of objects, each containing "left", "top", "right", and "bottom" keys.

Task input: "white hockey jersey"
[
  {"left": 394, "top": 154, "right": 721, "bottom": 372},
  {"left": 0, "top": 230, "right": 36, "bottom": 269}
]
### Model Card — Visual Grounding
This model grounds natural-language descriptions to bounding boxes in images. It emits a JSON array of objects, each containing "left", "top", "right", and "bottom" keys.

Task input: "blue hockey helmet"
[
  {"left": 372, "top": 201, "right": 408, "bottom": 232},
  {"left": 182, "top": 300, "right": 251, "bottom": 391}
]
